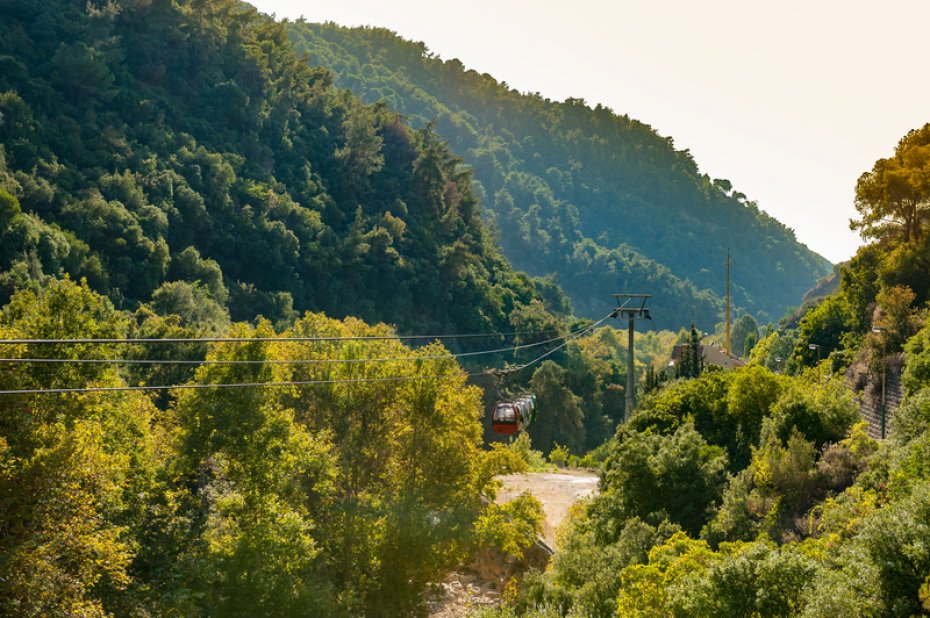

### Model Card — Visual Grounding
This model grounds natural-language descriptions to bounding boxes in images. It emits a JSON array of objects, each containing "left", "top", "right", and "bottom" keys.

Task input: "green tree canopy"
[{"left": 852, "top": 124, "right": 930, "bottom": 245}]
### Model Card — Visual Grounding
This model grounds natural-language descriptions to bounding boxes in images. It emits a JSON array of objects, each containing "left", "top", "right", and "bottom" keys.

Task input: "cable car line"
[
  {"left": 0, "top": 328, "right": 565, "bottom": 346},
  {"left": 0, "top": 313, "right": 612, "bottom": 396},
  {"left": 489, "top": 311, "right": 614, "bottom": 435},
  {"left": 0, "top": 332, "right": 571, "bottom": 367},
  {"left": 0, "top": 373, "right": 491, "bottom": 395}
]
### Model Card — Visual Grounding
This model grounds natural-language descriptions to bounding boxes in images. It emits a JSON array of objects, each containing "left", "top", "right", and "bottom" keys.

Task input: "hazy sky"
[{"left": 251, "top": 0, "right": 930, "bottom": 264}]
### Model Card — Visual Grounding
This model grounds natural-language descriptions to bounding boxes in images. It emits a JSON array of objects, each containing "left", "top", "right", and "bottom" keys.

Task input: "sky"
[{"left": 251, "top": 0, "right": 930, "bottom": 264}]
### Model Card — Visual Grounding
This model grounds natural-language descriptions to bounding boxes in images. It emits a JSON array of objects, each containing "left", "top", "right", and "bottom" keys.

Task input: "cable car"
[{"left": 492, "top": 394, "right": 537, "bottom": 434}]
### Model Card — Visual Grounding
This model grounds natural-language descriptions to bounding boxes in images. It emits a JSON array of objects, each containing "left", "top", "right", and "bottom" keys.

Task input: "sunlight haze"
[{"left": 252, "top": 0, "right": 930, "bottom": 264}]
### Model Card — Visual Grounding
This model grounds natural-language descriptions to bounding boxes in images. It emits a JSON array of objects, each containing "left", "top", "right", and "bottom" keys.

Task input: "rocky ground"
[
  {"left": 427, "top": 469, "right": 599, "bottom": 617},
  {"left": 424, "top": 573, "right": 503, "bottom": 618}
]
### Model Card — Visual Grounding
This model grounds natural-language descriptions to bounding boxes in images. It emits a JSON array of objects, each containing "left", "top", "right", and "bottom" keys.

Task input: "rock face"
[{"left": 846, "top": 353, "right": 904, "bottom": 439}]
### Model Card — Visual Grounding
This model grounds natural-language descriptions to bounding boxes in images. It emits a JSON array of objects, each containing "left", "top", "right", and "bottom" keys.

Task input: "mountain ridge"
[{"left": 284, "top": 21, "right": 832, "bottom": 329}]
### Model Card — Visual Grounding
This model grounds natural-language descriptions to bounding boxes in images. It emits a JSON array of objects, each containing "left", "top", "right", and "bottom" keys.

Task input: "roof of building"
[{"left": 669, "top": 342, "right": 746, "bottom": 370}]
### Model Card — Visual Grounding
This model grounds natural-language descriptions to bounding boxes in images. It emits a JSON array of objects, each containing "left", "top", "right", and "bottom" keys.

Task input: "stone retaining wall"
[{"left": 845, "top": 354, "right": 904, "bottom": 439}]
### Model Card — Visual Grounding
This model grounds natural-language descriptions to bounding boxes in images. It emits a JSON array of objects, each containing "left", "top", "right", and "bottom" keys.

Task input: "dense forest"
[
  {"left": 0, "top": 0, "right": 568, "bottom": 339},
  {"left": 284, "top": 23, "right": 832, "bottom": 330},
  {"left": 0, "top": 277, "right": 550, "bottom": 616},
  {"left": 480, "top": 125, "right": 930, "bottom": 617}
]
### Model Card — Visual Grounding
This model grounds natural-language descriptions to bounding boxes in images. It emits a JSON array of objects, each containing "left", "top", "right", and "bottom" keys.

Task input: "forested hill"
[
  {"left": 0, "top": 0, "right": 566, "bottom": 338},
  {"left": 285, "top": 22, "right": 833, "bottom": 328}
]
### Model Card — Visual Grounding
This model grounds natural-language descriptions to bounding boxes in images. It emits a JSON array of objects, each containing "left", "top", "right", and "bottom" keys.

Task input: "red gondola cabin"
[
  {"left": 492, "top": 402, "right": 519, "bottom": 434},
  {"left": 491, "top": 394, "right": 537, "bottom": 435}
]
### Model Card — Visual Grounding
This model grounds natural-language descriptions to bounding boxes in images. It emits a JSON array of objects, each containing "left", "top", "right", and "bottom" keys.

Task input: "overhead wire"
[
  {"left": 506, "top": 311, "right": 610, "bottom": 373},
  {"left": 0, "top": 328, "right": 564, "bottom": 346},
  {"left": 0, "top": 332, "right": 569, "bottom": 367},
  {"left": 0, "top": 312, "right": 612, "bottom": 395}
]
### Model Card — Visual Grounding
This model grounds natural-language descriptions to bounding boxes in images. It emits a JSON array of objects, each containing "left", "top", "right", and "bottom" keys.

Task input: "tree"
[
  {"left": 643, "top": 364, "right": 668, "bottom": 395},
  {"left": 731, "top": 315, "right": 759, "bottom": 359},
  {"left": 790, "top": 295, "right": 850, "bottom": 371},
  {"left": 595, "top": 422, "right": 728, "bottom": 537},
  {"left": 547, "top": 518, "right": 671, "bottom": 618},
  {"left": 749, "top": 329, "right": 795, "bottom": 373},
  {"left": 0, "top": 186, "right": 20, "bottom": 228},
  {"left": 851, "top": 124, "right": 930, "bottom": 244},
  {"left": 165, "top": 322, "right": 340, "bottom": 616},
  {"left": 743, "top": 330, "right": 758, "bottom": 358},
  {"left": 726, "top": 365, "right": 784, "bottom": 468},
  {"left": 702, "top": 429, "right": 821, "bottom": 544},
  {"left": 872, "top": 284, "right": 920, "bottom": 351},
  {"left": 167, "top": 246, "right": 229, "bottom": 304},
  {"left": 528, "top": 361, "right": 585, "bottom": 454},
  {"left": 150, "top": 280, "right": 229, "bottom": 331},
  {"left": 0, "top": 280, "right": 163, "bottom": 617},
  {"left": 677, "top": 323, "right": 704, "bottom": 379}
]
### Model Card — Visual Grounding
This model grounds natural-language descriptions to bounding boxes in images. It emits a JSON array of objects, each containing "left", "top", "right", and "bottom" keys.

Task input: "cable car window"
[{"left": 493, "top": 404, "right": 516, "bottom": 422}]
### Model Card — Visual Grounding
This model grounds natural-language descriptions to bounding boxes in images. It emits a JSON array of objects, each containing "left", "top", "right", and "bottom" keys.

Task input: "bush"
[
  {"left": 594, "top": 422, "right": 728, "bottom": 537},
  {"left": 508, "top": 433, "right": 549, "bottom": 471},
  {"left": 475, "top": 493, "right": 544, "bottom": 557},
  {"left": 578, "top": 441, "right": 611, "bottom": 469},
  {"left": 548, "top": 444, "right": 572, "bottom": 468},
  {"left": 903, "top": 324, "right": 930, "bottom": 394},
  {"left": 893, "top": 389, "right": 930, "bottom": 445},
  {"left": 671, "top": 542, "right": 817, "bottom": 617},
  {"left": 859, "top": 481, "right": 930, "bottom": 616},
  {"left": 768, "top": 376, "right": 859, "bottom": 449}
]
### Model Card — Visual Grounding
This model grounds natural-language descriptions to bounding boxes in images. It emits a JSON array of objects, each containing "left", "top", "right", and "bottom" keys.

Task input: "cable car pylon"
[{"left": 610, "top": 293, "right": 652, "bottom": 420}]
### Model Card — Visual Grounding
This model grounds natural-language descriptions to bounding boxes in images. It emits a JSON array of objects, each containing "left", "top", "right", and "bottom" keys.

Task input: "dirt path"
[
  {"left": 427, "top": 469, "right": 599, "bottom": 617},
  {"left": 496, "top": 469, "right": 599, "bottom": 549}
]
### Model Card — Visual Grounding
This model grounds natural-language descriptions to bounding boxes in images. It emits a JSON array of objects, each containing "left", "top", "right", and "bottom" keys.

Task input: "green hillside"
[
  {"left": 479, "top": 124, "right": 930, "bottom": 618},
  {"left": 285, "top": 22, "right": 833, "bottom": 330},
  {"left": 0, "top": 0, "right": 567, "bottom": 339},
  {"left": 0, "top": 1, "right": 598, "bottom": 614}
]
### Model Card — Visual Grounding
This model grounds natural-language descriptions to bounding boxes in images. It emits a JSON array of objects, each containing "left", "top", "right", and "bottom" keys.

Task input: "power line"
[
  {"left": 510, "top": 311, "right": 609, "bottom": 370},
  {"left": 0, "top": 314, "right": 611, "bottom": 396},
  {"left": 0, "top": 328, "right": 564, "bottom": 346},
  {"left": 0, "top": 332, "right": 568, "bottom": 367},
  {"left": 0, "top": 373, "right": 490, "bottom": 395}
]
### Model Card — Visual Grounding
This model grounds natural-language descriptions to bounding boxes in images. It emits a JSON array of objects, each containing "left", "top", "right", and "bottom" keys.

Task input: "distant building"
[{"left": 669, "top": 341, "right": 746, "bottom": 372}]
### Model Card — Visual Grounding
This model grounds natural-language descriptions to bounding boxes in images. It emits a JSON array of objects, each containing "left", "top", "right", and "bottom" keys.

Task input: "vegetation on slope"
[
  {"left": 285, "top": 22, "right": 832, "bottom": 329},
  {"left": 0, "top": 6, "right": 701, "bottom": 613},
  {"left": 480, "top": 124, "right": 930, "bottom": 618},
  {"left": 0, "top": 0, "right": 701, "bottom": 486},
  {"left": 0, "top": 278, "right": 548, "bottom": 616},
  {"left": 0, "top": 0, "right": 569, "bottom": 339}
]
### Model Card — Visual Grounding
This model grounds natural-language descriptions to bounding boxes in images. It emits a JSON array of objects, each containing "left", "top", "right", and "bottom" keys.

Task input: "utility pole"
[
  {"left": 611, "top": 294, "right": 652, "bottom": 421},
  {"left": 726, "top": 250, "right": 731, "bottom": 357}
]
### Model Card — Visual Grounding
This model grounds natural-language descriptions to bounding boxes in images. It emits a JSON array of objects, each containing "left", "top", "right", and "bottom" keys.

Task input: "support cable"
[
  {"left": 0, "top": 314, "right": 612, "bottom": 396},
  {"left": 0, "top": 329, "right": 564, "bottom": 346},
  {"left": 0, "top": 332, "right": 567, "bottom": 367}
]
